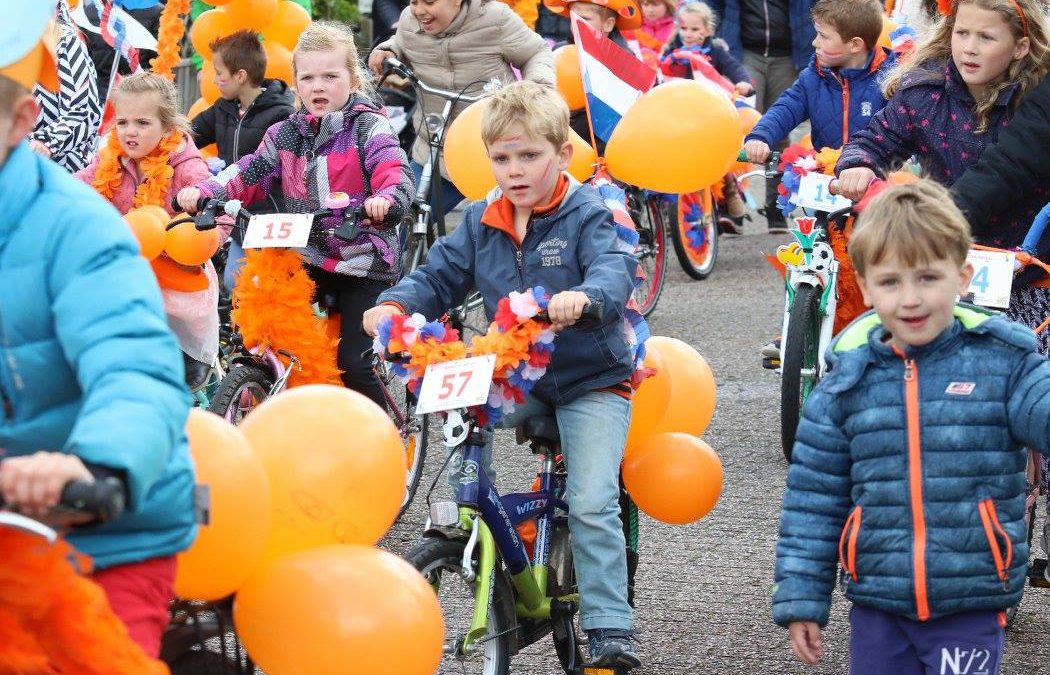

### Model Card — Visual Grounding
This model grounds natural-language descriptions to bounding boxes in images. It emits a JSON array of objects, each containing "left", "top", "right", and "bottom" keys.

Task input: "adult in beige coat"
[{"left": 369, "top": 0, "right": 555, "bottom": 216}]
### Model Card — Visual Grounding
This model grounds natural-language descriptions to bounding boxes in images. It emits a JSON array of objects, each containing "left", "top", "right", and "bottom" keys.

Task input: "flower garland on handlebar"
[
  {"left": 374, "top": 287, "right": 556, "bottom": 426},
  {"left": 775, "top": 143, "right": 842, "bottom": 216}
]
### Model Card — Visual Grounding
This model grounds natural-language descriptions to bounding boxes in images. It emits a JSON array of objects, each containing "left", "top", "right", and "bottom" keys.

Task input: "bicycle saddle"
[{"left": 518, "top": 415, "right": 561, "bottom": 445}]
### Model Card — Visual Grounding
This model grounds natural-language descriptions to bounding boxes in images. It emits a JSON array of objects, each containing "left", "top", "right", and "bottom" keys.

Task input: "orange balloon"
[
  {"left": 606, "top": 79, "right": 740, "bottom": 193},
  {"left": 567, "top": 127, "right": 596, "bottom": 182},
  {"left": 443, "top": 98, "right": 497, "bottom": 200},
  {"left": 200, "top": 60, "right": 221, "bottom": 105},
  {"left": 187, "top": 96, "right": 210, "bottom": 121},
  {"left": 877, "top": 16, "right": 897, "bottom": 49},
  {"left": 625, "top": 347, "right": 672, "bottom": 450},
  {"left": 641, "top": 336, "right": 717, "bottom": 439},
  {"left": 175, "top": 410, "right": 271, "bottom": 601},
  {"left": 200, "top": 0, "right": 234, "bottom": 4},
  {"left": 123, "top": 208, "right": 167, "bottom": 260},
  {"left": 190, "top": 9, "right": 237, "bottom": 61},
  {"left": 554, "top": 44, "right": 585, "bottom": 111},
  {"left": 263, "top": 0, "right": 312, "bottom": 49},
  {"left": 234, "top": 545, "right": 444, "bottom": 675},
  {"left": 737, "top": 105, "right": 761, "bottom": 137},
  {"left": 224, "top": 0, "right": 279, "bottom": 30},
  {"left": 622, "top": 432, "right": 723, "bottom": 524},
  {"left": 887, "top": 170, "right": 919, "bottom": 185},
  {"left": 262, "top": 41, "right": 294, "bottom": 86},
  {"left": 165, "top": 218, "right": 221, "bottom": 266},
  {"left": 200, "top": 143, "right": 219, "bottom": 159},
  {"left": 239, "top": 385, "right": 406, "bottom": 562}
]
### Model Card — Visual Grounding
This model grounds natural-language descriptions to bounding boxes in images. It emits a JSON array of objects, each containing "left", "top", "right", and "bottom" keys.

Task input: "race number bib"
[
  {"left": 796, "top": 173, "right": 852, "bottom": 213},
  {"left": 966, "top": 249, "right": 1015, "bottom": 309},
  {"left": 242, "top": 213, "right": 313, "bottom": 249},
  {"left": 415, "top": 355, "right": 497, "bottom": 415}
]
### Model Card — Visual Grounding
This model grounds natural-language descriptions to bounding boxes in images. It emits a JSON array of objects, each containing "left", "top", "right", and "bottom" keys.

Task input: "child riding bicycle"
[
  {"left": 774, "top": 179, "right": 1050, "bottom": 673},
  {"left": 179, "top": 21, "right": 414, "bottom": 410},
  {"left": 0, "top": 5, "right": 195, "bottom": 657},
  {"left": 363, "top": 80, "right": 642, "bottom": 669}
]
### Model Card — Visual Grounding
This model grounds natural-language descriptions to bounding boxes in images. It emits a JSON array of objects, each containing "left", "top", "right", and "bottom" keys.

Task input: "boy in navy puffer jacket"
[
  {"left": 743, "top": 0, "right": 893, "bottom": 165},
  {"left": 773, "top": 179, "right": 1050, "bottom": 673}
]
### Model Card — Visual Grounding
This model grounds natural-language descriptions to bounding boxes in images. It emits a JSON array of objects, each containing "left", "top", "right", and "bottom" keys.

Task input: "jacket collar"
[
  {"left": 0, "top": 142, "right": 41, "bottom": 242},
  {"left": 292, "top": 94, "right": 377, "bottom": 147},
  {"left": 480, "top": 173, "right": 571, "bottom": 244},
  {"left": 815, "top": 46, "right": 888, "bottom": 81}
]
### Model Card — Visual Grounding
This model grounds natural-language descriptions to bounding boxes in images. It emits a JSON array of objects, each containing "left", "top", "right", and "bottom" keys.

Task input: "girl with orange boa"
[{"left": 77, "top": 72, "right": 218, "bottom": 390}]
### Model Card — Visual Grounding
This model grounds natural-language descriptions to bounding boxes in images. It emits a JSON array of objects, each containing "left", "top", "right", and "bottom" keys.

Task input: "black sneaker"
[{"left": 587, "top": 628, "right": 642, "bottom": 668}]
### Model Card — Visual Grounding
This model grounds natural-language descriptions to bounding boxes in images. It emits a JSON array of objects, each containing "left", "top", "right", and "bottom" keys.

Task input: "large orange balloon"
[
  {"left": 165, "top": 218, "right": 221, "bottom": 266},
  {"left": 263, "top": 0, "right": 312, "bottom": 49},
  {"left": 443, "top": 99, "right": 495, "bottom": 200},
  {"left": 624, "top": 347, "right": 672, "bottom": 450},
  {"left": 878, "top": 16, "right": 897, "bottom": 49},
  {"left": 200, "top": 60, "right": 221, "bottom": 105},
  {"left": 200, "top": 143, "right": 219, "bottom": 159},
  {"left": 201, "top": 0, "right": 234, "bottom": 5},
  {"left": 554, "top": 44, "right": 585, "bottom": 111},
  {"left": 123, "top": 208, "right": 167, "bottom": 260},
  {"left": 622, "top": 433, "right": 723, "bottom": 524},
  {"left": 263, "top": 41, "right": 294, "bottom": 86},
  {"left": 640, "top": 336, "right": 717, "bottom": 440},
  {"left": 737, "top": 105, "right": 761, "bottom": 137},
  {"left": 187, "top": 96, "right": 210, "bottom": 122},
  {"left": 567, "top": 127, "right": 596, "bottom": 182},
  {"left": 224, "top": 0, "right": 279, "bottom": 30},
  {"left": 239, "top": 385, "right": 406, "bottom": 562},
  {"left": 606, "top": 79, "right": 741, "bottom": 193},
  {"left": 190, "top": 9, "right": 236, "bottom": 61},
  {"left": 234, "top": 545, "right": 444, "bottom": 675},
  {"left": 175, "top": 410, "right": 271, "bottom": 601}
]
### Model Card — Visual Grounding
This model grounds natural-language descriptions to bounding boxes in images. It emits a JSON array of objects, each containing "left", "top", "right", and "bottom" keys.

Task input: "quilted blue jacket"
[
  {"left": 746, "top": 49, "right": 895, "bottom": 151},
  {"left": 0, "top": 142, "right": 196, "bottom": 570},
  {"left": 773, "top": 306, "right": 1050, "bottom": 627}
]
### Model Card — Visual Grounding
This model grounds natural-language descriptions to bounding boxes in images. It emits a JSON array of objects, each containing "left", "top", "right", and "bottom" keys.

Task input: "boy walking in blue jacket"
[
  {"left": 743, "top": 0, "right": 892, "bottom": 179},
  {"left": 364, "top": 80, "right": 641, "bottom": 669},
  {"left": 774, "top": 179, "right": 1050, "bottom": 673}
]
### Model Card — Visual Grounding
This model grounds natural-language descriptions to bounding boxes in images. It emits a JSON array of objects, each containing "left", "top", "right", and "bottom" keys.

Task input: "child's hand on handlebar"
[
  {"left": 363, "top": 196, "right": 392, "bottom": 223},
  {"left": 363, "top": 304, "right": 403, "bottom": 337},
  {"left": 835, "top": 167, "right": 877, "bottom": 202},
  {"left": 547, "top": 291, "right": 590, "bottom": 330},
  {"left": 368, "top": 49, "right": 395, "bottom": 77},
  {"left": 0, "top": 451, "right": 93, "bottom": 517},
  {"left": 744, "top": 139, "right": 771, "bottom": 164},
  {"left": 176, "top": 187, "right": 203, "bottom": 214}
]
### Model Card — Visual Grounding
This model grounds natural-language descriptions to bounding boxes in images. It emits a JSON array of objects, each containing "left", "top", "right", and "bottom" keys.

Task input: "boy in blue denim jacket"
[
  {"left": 774, "top": 179, "right": 1050, "bottom": 673},
  {"left": 364, "top": 80, "right": 641, "bottom": 669}
]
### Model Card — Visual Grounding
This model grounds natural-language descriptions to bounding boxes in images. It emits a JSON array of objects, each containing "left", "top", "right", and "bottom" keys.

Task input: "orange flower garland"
[
  {"left": 92, "top": 130, "right": 182, "bottom": 209},
  {"left": 150, "top": 0, "right": 191, "bottom": 80}
]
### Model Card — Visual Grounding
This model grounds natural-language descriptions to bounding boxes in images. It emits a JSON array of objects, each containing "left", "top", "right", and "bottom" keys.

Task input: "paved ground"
[{"left": 380, "top": 215, "right": 1050, "bottom": 674}]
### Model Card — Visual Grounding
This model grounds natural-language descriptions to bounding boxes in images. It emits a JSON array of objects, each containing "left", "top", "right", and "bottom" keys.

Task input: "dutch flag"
[{"left": 571, "top": 14, "right": 656, "bottom": 144}]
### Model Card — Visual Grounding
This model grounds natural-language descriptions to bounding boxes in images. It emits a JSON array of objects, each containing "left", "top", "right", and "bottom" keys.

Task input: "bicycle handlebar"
[
  {"left": 0, "top": 471, "right": 127, "bottom": 524},
  {"left": 381, "top": 57, "right": 488, "bottom": 104}
]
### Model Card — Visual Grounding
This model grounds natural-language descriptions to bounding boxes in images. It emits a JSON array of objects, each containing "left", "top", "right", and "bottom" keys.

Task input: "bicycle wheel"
[
  {"left": 207, "top": 364, "right": 274, "bottom": 425},
  {"left": 406, "top": 537, "right": 516, "bottom": 675},
  {"left": 377, "top": 361, "right": 431, "bottom": 520},
  {"left": 780, "top": 283, "right": 822, "bottom": 462},
  {"left": 627, "top": 190, "right": 668, "bottom": 317},
  {"left": 670, "top": 190, "right": 719, "bottom": 280},
  {"left": 546, "top": 517, "right": 586, "bottom": 672}
]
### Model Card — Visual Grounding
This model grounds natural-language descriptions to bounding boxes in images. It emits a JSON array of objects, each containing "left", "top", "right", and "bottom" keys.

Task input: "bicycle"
[{"left": 622, "top": 185, "right": 668, "bottom": 317}]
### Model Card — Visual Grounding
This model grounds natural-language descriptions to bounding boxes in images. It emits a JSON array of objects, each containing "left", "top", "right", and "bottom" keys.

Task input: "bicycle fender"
[{"left": 421, "top": 524, "right": 472, "bottom": 541}]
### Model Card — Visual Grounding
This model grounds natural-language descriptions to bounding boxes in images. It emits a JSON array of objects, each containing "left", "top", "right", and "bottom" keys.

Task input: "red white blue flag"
[{"left": 570, "top": 14, "right": 656, "bottom": 143}]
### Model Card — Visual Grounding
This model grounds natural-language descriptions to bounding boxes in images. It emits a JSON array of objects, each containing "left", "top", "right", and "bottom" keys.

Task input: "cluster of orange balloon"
[
  {"left": 442, "top": 98, "right": 598, "bottom": 199},
  {"left": 122, "top": 206, "right": 221, "bottom": 264},
  {"left": 174, "top": 387, "right": 443, "bottom": 675},
  {"left": 620, "top": 337, "right": 723, "bottom": 525},
  {"left": 188, "top": 0, "right": 310, "bottom": 107}
]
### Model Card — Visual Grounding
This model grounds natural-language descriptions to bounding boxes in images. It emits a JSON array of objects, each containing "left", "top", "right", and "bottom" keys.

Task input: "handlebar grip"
[
  {"left": 58, "top": 477, "right": 126, "bottom": 522},
  {"left": 737, "top": 149, "right": 747, "bottom": 162}
]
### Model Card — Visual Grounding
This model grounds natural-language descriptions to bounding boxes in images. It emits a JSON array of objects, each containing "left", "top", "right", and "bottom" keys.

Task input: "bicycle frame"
[{"left": 778, "top": 216, "right": 839, "bottom": 377}]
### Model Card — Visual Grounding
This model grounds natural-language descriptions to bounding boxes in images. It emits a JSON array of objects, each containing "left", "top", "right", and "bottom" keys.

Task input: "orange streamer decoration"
[
  {"left": 92, "top": 130, "right": 182, "bottom": 209},
  {"left": 151, "top": 0, "right": 191, "bottom": 80}
]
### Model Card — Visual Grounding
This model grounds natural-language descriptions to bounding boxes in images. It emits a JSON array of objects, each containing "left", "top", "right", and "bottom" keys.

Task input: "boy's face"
[
  {"left": 571, "top": 2, "right": 617, "bottom": 35},
  {"left": 678, "top": 13, "right": 711, "bottom": 46},
  {"left": 487, "top": 123, "right": 572, "bottom": 214},
  {"left": 812, "top": 20, "right": 863, "bottom": 67},
  {"left": 213, "top": 53, "right": 247, "bottom": 101},
  {"left": 857, "top": 254, "right": 974, "bottom": 351}
]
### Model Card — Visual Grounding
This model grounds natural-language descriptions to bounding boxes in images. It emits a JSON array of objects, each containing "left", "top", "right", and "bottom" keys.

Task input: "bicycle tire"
[
  {"left": 379, "top": 369, "right": 431, "bottom": 520},
  {"left": 627, "top": 190, "right": 668, "bottom": 317},
  {"left": 207, "top": 364, "right": 274, "bottom": 425},
  {"left": 780, "top": 283, "right": 822, "bottom": 462},
  {"left": 670, "top": 190, "right": 719, "bottom": 280},
  {"left": 405, "top": 537, "right": 516, "bottom": 675}
]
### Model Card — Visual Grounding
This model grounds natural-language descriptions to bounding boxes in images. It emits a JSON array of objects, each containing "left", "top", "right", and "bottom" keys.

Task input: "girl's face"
[
  {"left": 641, "top": 0, "right": 668, "bottom": 21},
  {"left": 115, "top": 92, "right": 167, "bottom": 160},
  {"left": 295, "top": 49, "right": 355, "bottom": 116},
  {"left": 410, "top": 0, "right": 464, "bottom": 34},
  {"left": 951, "top": 2, "right": 1029, "bottom": 97},
  {"left": 678, "top": 13, "right": 711, "bottom": 46}
]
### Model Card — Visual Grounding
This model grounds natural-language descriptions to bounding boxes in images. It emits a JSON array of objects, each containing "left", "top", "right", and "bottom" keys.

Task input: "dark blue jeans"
[{"left": 849, "top": 604, "right": 1004, "bottom": 675}]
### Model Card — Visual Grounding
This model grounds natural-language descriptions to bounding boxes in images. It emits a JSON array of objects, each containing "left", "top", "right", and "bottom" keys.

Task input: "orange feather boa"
[
  {"left": 92, "top": 129, "right": 181, "bottom": 209},
  {"left": 231, "top": 249, "right": 342, "bottom": 387},
  {"left": 150, "top": 0, "right": 190, "bottom": 80},
  {"left": 0, "top": 528, "right": 167, "bottom": 674}
]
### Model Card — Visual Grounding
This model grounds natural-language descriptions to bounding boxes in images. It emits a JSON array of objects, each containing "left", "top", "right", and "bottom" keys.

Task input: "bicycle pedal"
[
  {"left": 762, "top": 356, "right": 781, "bottom": 370},
  {"left": 582, "top": 667, "right": 630, "bottom": 675}
]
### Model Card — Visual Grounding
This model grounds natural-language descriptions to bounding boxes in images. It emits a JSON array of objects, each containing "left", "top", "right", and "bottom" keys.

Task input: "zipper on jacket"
[
  {"left": 838, "top": 505, "right": 862, "bottom": 582},
  {"left": 899, "top": 354, "right": 931, "bottom": 621},
  {"left": 840, "top": 77, "right": 851, "bottom": 147},
  {"left": 977, "top": 499, "right": 1013, "bottom": 590},
  {"left": 762, "top": 0, "right": 771, "bottom": 56},
  {"left": 232, "top": 97, "right": 259, "bottom": 163}
]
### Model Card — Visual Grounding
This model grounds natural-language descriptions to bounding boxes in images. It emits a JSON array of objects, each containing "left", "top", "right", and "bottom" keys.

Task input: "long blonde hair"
[{"left": 882, "top": 0, "right": 1048, "bottom": 132}]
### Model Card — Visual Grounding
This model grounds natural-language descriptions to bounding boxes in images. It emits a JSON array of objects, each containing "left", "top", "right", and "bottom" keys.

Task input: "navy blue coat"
[
  {"left": 709, "top": 0, "right": 815, "bottom": 71},
  {"left": 746, "top": 49, "right": 895, "bottom": 151},
  {"left": 774, "top": 307, "right": 1050, "bottom": 627},
  {"left": 378, "top": 178, "right": 638, "bottom": 405}
]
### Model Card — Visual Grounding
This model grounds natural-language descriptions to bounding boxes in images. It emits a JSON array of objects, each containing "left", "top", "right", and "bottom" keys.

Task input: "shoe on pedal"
[
  {"left": 761, "top": 337, "right": 782, "bottom": 370},
  {"left": 587, "top": 628, "right": 641, "bottom": 669}
]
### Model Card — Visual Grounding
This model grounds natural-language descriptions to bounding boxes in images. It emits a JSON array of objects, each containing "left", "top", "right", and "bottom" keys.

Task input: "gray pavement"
[{"left": 381, "top": 218, "right": 1050, "bottom": 674}]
